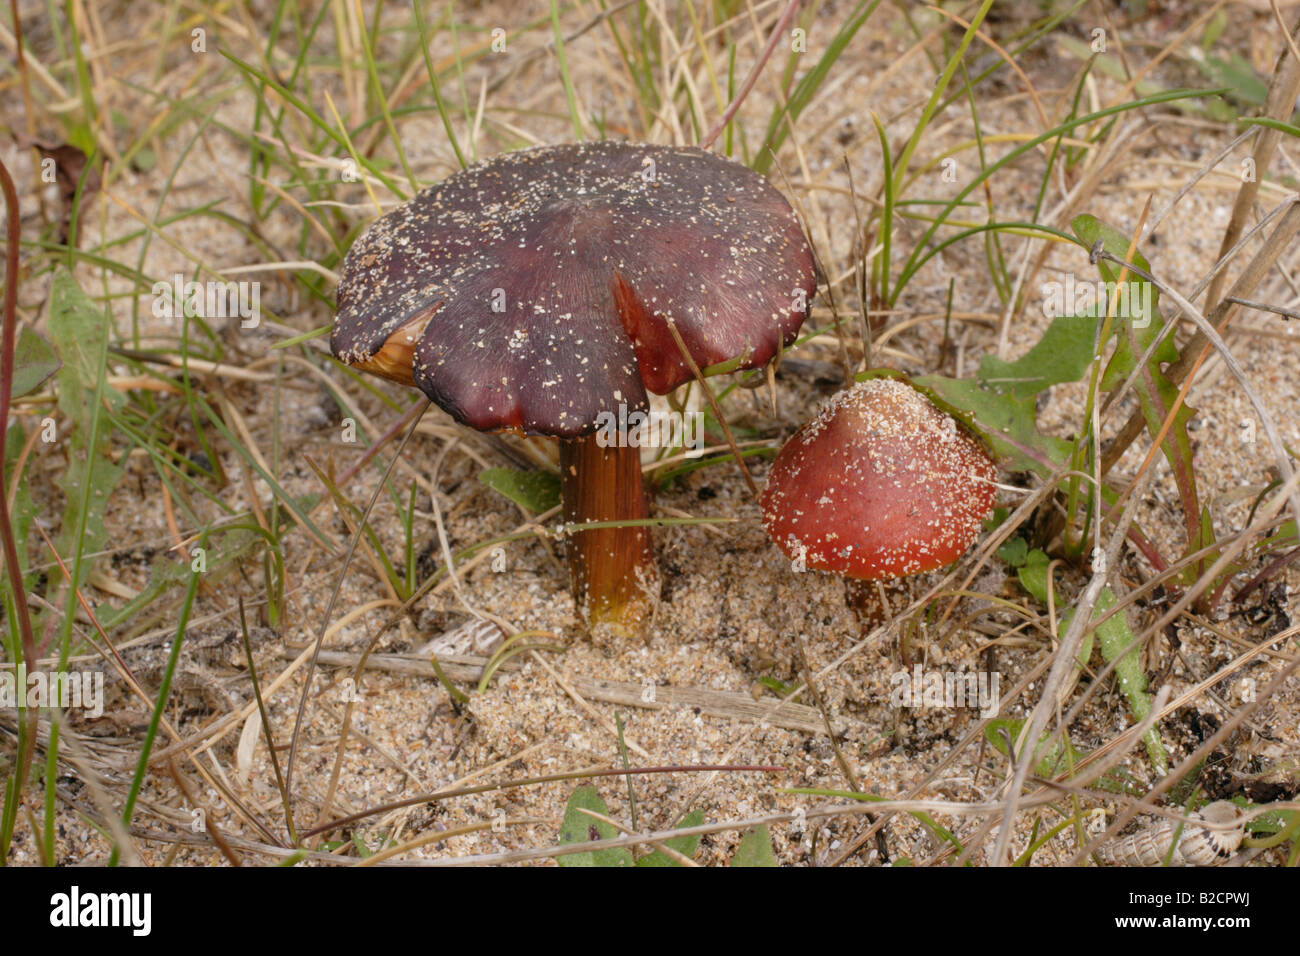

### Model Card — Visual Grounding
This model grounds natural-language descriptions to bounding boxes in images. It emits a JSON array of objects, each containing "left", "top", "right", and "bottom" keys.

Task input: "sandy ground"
[{"left": 3, "top": 1, "right": 1299, "bottom": 866}]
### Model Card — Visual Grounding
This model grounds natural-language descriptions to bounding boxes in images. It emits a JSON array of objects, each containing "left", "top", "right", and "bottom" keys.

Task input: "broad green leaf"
[
  {"left": 985, "top": 718, "right": 1085, "bottom": 778},
  {"left": 730, "top": 825, "right": 778, "bottom": 867},
  {"left": 479, "top": 467, "right": 561, "bottom": 514},
  {"left": 11, "top": 327, "right": 61, "bottom": 399},
  {"left": 1244, "top": 805, "right": 1295, "bottom": 837},
  {"left": 636, "top": 809, "right": 705, "bottom": 867},
  {"left": 557, "top": 785, "right": 633, "bottom": 867},
  {"left": 1199, "top": 54, "right": 1270, "bottom": 109},
  {"left": 978, "top": 313, "right": 1100, "bottom": 399},
  {"left": 1054, "top": 35, "right": 1168, "bottom": 100},
  {"left": 1016, "top": 548, "right": 1053, "bottom": 605},
  {"left": 1201, "top": 10, "right": 1228, "bottom": 52},
  {"left": 48, "top": 270, "right": 125, "bottom": 593},
  {"left": 1070, "top": 215, "right": 1165, "bottom": 377},
  {"left": 984, "top": 506, "right": 1011, "bottom": 531},
  {"left": 998, "top": 537, "right": 1028, "bottom": 568},
  {"left": 1088, "top": 587, "right": 1168, "bottom": 775}
]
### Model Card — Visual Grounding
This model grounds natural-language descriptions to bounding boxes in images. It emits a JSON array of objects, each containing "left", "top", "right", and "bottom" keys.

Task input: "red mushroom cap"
[
  {"left": 761, "top": 378, "right": 997, "bottom": 580},
  {"left": 331, "top": 142, "right": 817, "bottom": 438}
]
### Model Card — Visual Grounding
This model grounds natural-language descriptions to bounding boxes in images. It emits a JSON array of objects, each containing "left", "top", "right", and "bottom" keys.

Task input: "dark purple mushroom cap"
[{"left": 331, "top": 142, "right": 816, "bottom": 438}]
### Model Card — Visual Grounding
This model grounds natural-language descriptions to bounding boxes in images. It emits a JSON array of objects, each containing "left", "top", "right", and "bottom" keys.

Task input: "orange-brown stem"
[{"left": 560, "top": 431, "right": 657, "bottom": 633}]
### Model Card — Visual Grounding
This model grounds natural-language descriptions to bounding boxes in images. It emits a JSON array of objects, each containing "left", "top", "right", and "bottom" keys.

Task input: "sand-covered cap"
[
  {"left": 332, "top": 141, "right": 817, "bottom": 438},
  {"left": 761, "top": 378, "right": 998, "bottom": 580}
]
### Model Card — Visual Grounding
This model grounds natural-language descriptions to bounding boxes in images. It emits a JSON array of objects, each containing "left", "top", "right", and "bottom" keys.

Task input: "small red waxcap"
[{"left": 761, "top": 377, "right": 997, "bottom": 580}]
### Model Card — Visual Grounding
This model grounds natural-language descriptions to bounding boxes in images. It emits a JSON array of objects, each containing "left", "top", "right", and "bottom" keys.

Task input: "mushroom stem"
[
  {"left": 560, "top": 432, "right": 658, "bottom": 633},
  {"left": 843, "top": 578, "right": 909, "bottom": 631}
]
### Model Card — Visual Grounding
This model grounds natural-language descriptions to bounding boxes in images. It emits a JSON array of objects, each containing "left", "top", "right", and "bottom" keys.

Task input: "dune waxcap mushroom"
[
  {"left": 761, "top": 377, "right": 997, "bottom": 581},
  {"left": 332, "top": 141, "right": 817, "bottom": 631}
]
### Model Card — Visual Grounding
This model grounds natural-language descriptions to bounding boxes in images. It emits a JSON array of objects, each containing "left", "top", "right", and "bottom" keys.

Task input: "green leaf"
[
  {"left": 730, "top": 825, "right": 778, "bottom": 867},
  {"left": 1199, "top": 54, "right": 1269, "bottom": 109},
  {"left": 757, "top": 675, "right": 798, "bottom": 697},
  {"left": 1187, "top": 504, "right": 1224, "bottom": 592},
  {"left": 1071, "top": 215, "right": 1169, "bottom": 387},
  {"left": 479, "top": 467, "right": 561, "bottom": 514},
  {"left": 1073, "top": 215, "right": 1203, "bottom": 559},
  {"left": 978, "top": 313, "right": 1100, "bottom": 399},
  {"left": 984, "top": 507, "right": 1011, "bottom": 532},
  {"left": 1054, "top": 36, "right": 1168, "bottom": 100},
  {"left": 984, "top": 718, "right": 1085, "bottom": 778},
  {"left": 1201, "top": 9, "right": 1228, "bottom": 51},
  {"left": 557, "top": 786, "right": 633, "bottom": 867},
  {"left": 1238, "top": 117, "right": 1300, "bottom": 139},
  {"left": 11, "top": 328, "right": 61, "bottom": 399},
  {"left": 1244, "top": 805, "right": 1295, "bottom": 837},
  {"left": 130, "top": 146, "right": 156, "bottom": 173},
  {"left": 1017, "top": 548, "right": 1052, "bottom": 605},
  {"left": 636, "top": 809, "right": 705, "bottom": 867},
  {"left": 1089, "top": 587, "right": 1168, "bottom": 775},
  {"left": 48, "top": 270, "right": 125, "bottom": 593},
  {"left": 998, "top": 537, "right": 1028, "bottom": 568}
]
